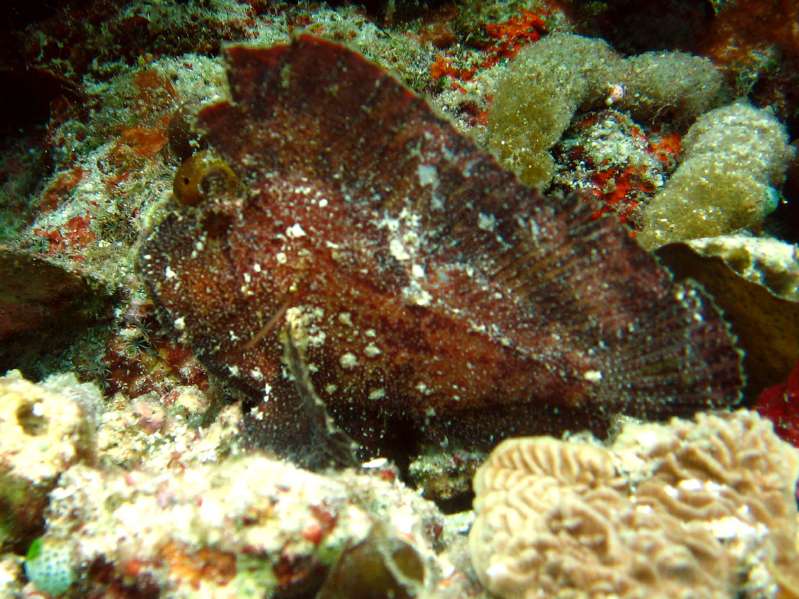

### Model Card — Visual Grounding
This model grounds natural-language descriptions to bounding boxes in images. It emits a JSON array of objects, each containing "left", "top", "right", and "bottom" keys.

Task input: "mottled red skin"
[{"left": 140, "top": 36, "right": 742, "bottom": 461}]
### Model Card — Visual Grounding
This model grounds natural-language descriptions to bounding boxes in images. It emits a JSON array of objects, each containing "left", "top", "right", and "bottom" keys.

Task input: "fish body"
[{"left": 140, "top": 36, "right": 742, "bottom": 463}]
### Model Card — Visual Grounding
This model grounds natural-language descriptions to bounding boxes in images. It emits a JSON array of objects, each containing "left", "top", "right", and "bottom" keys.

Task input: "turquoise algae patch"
[{"left": 24, "top": 538, "right": 76, "bottom": 596}]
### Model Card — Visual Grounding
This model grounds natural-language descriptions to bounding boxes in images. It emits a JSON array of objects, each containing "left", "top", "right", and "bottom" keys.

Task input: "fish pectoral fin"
[{"left": 283, "top": 319, "right": 359, "bottom": 469}]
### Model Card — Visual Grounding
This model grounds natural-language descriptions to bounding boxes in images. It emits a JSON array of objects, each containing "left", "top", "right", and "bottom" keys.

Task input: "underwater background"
[{"left": 1, "top": 1, "right": 798, "bottom": 597}]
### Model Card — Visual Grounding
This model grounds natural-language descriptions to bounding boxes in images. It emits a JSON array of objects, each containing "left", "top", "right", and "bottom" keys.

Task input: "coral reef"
[
  {"left": 470, "top": 410, "right": 799, "bottom": 599},
  {"left": 140, "top": 35, "right": 742, "bottom": 467},
  {"left": 95, "top": 385, "right": 241, "bottom": 471},
  {"left": 550, "top": 109, "right": 676, "bottom": 225},
  {"left": 0, "top": 3, "right": 797, "bottom": 597},
  {"left": 37, "top": 454, "right": 444, "bottom": 597},
  {"left": 638, "top": 102, "right": 795, "bottom": 249},
  {"left": 0, "top": 371, "right": 98, "bottom": 552},
  {"left": 0, "top": 553, "right": 24, "bottom": 597}
]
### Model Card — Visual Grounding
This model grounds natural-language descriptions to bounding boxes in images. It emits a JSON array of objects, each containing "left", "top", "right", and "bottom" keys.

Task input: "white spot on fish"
[
  {"left": 286, "top": 223, "right": 306, "bottom": 238},
  {"left": 339, "top": 352, "right": 358, "bottom": 370},
  {"left": 584, "top": 370, "right": 602, "bottom": 382},
  {"left": 478, "top": 212, "right": 496, "bottom": 231},
  {"left": 417, "top": 164, "right": 438, "bottom": 187},
  {"left": 390, "top": 238, "right": 410, "bottom": 261},
  {"left": 364, "top": 343, "right": 381, "bottom": 358}
]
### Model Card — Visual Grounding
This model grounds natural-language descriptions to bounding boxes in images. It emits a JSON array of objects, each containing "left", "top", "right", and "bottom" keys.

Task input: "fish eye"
[{"left": 173, "top": 150, "right": 238, "bottom": 206}]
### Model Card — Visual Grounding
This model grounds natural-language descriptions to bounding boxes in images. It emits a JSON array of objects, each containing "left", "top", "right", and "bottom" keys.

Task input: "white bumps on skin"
[
  {"left": 285, "top": 305, "right": 327, "bottom": 350},
  {"left": 478, "top": 212, "right": 496, "bottom": 232},
  {"left": 402, "top": 282, "right": 433, "bottom": 307},
  {"left": 390, "top": 238, "right": 411, "bottom": 261},
  {"left": 416, "top": 164, "right": 438, "bottom": 188},
  {"left": 364, "top": 343, "right": 382, "bottom": 358},
  {"left": 339, "top": 352, "right": 358, "bottom": 370},
  {"left": 583, "top": 369, "right": 602, "bottom": 382}
]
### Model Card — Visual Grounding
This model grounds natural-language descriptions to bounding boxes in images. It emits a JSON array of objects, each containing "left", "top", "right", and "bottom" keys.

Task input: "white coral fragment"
[{"left": 0, "top": 370, "right": 97, "bottom": 483}]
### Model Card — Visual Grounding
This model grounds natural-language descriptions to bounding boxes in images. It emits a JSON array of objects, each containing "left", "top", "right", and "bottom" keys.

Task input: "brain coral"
[{"left": 469, "top": 410, "right": 799, "bottom": 599}]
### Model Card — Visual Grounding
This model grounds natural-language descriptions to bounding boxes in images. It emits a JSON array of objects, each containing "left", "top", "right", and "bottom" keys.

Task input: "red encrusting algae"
[
  {"left": 756, "top": 361, "right": 799, "bottom": 449},
  {"left": 483, "top": 9, "right": 547, "bottom": 64},
  {"left": 39, "top": 167, "right": 85, "bottom": 213},
  {"left": 588, "top": 165, "right": 655, "bottom": 225},
  {"left": 429, "top": 8, "right": 547, "bottom": 91},
  {"left": 34, "top": 214, "right": 96, "bottom": 260}
]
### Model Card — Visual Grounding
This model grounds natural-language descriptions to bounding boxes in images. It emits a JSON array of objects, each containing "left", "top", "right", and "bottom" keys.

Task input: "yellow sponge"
[{"left": 638, "top": 102, "right": 794, "bottom": 249}]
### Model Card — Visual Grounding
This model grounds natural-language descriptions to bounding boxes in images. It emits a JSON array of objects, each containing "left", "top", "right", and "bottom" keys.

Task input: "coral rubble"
[
  {"left": 550, "top": 109, "right": 674, "bottom": 225},
  {"left": 39, "top": 454, "right": 444, "bottom": 597},
  {"left": 140, "top": 35, "right": 742, "bottom": 466},
  {"left": 470, "top": 410, "right": 799, "bottom": 599},
  {"left": 0, "top": 371, "right": 98, "bottom": 552}
]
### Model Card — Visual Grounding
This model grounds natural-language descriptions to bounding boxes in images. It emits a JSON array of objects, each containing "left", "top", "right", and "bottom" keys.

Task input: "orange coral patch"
[
  {"left": 160, "top": 542, "right": 237, "bottom": 590},
  {"left": 120, "top": 126, "right": 169, "bottom": 158},
  {"left": 40, "top": 167, "right": 85, "bottom": 213}
]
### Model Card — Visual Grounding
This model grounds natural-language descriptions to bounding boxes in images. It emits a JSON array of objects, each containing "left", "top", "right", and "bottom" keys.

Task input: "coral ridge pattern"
[{"left": 469, "top": 410, "right": 799, "bottom": 598}]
